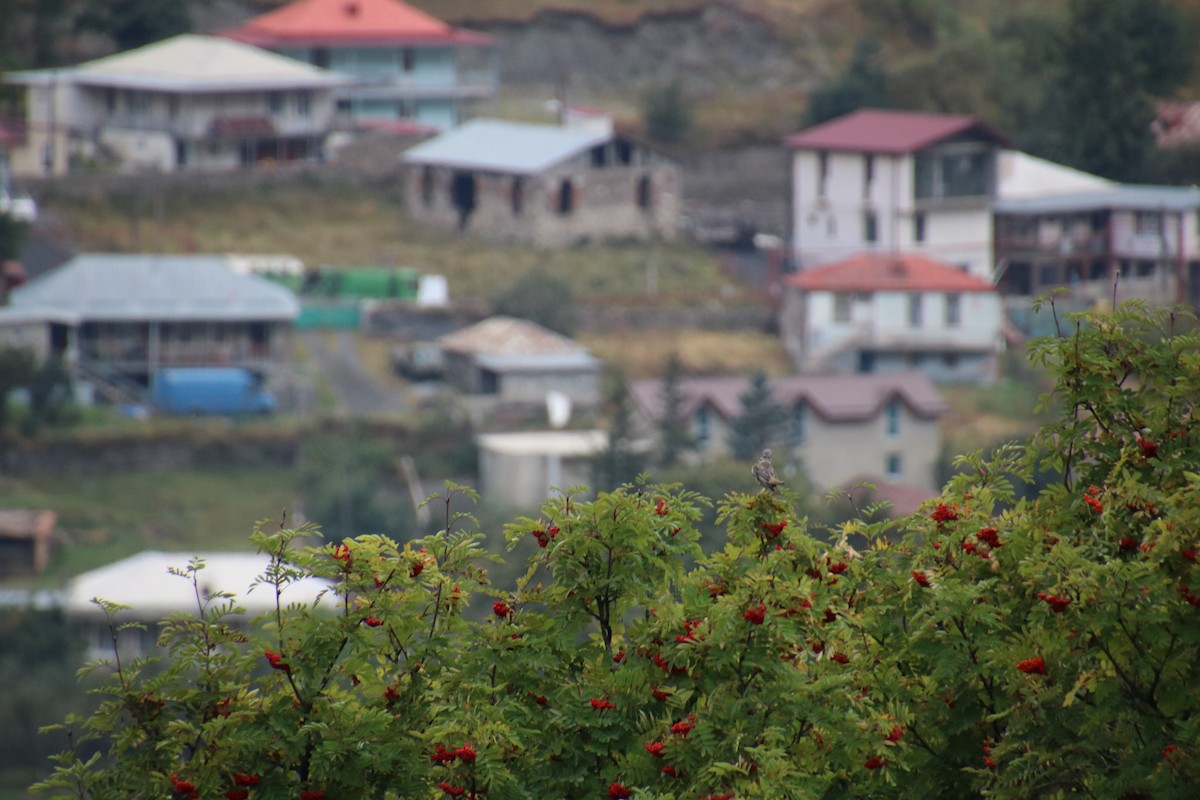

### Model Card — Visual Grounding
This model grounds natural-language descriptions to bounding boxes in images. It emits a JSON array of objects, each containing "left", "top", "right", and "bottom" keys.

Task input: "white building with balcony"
[
  {"left": 220, "top": 0, "right": 497, "bottom": 132},
  {"left": 4, "top": 34, "right": 350, "bottom": 176},
  {"left": 785, "top": 108, "right": 1009, "bottom": 281},
  {"left": 779, "top": 251, "right": 1003, "bottom": 383}
]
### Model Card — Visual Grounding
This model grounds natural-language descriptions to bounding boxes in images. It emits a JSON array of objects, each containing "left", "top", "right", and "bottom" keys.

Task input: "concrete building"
[
  {"left": 785, "top": 108, "right": 1009, "bottom": 280},
  {"left": 401, "top": 118, "right": 680, "bottom": 246},
  {"left": 437, "top": 316, "right": 601, "bottom": 405},
  {"left": 221, "top": 0, "right": 496, "bottom": 132},
  {"left": 4, "top": 34, "right": 349, "bottom": 176},
  {"left": 0, "top": 509, "right": 57, "bottom": 578},
  {"left": 779, "top": 251, "right": 1004, "bottom": 383},
  {"left": 476, "top": 429, "right": 608, "bottom": 509},
  {"left": 9, "top": 253, "right": 299, "bottom": 400},
  {"left": 994, "top": 185, "right": 1200, "bottom": 307},
  {"left": 628, "top": 371, "right": 948, "bottom": 492}
]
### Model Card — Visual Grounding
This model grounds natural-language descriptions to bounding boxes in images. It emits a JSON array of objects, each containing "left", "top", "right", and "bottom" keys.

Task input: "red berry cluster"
[
  {"left": 1016, "top": 656, "right": 1047, "bottom": 675},
  {"left": 1037, "top": 592, "right": 1071, "bottom": 612},
  {"left": 263, "top": 649, "right": 290, "bottom": 673}
]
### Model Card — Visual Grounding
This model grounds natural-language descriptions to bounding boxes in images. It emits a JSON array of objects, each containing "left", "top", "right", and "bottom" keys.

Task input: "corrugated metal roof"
[
  {"left": 402, "top": 118, "right": 611, "bottom": 175},
  {"left": 993, "top": 184, "right": 1200, "bottom": 215},
  {"left": 474, "top": 352, "right": 600, "bottom": 372},
  {"left": 10, "top": 253, "right": 300, "bottom": 321},
  {"left": 64, "top": 550, "right": 332, "bottom": 619},
  {"left": 784, "top": 108, "right": 1008, "bottom": 154},
  {"left": 10, "top": 34, "right": 349, "bottom": 92},
  {"left": 438, "top": 316, "right": 590, "bottom": 356},
  {"left": 222, "top": 0, "right": 493, "bottom": 47},
  {"left": 785, "top": 252, "right": 996, "bottom": 293},
  {"left": 629, "top": 372, "right": 949, "bottom": 425}
]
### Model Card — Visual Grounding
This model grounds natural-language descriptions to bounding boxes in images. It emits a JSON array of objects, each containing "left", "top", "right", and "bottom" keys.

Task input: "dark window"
[
  {"left": 268, "top": 92, "right": 284, "bottom": 114},
  {"left": 864, "top": 211, "right": 878, "bottom": 243},
  {"left": 885, "top": 399, "right": 901, "bottom": 437},
  {"left": 1135, "top": 211, "right": 1163, "bottom": 236},
  {"left": 105, "top": 88, "right": 117, "bottom": 113},
  {"left": 168, "top": 95, "right": 180, "bottom": 119},
  {"left": 863, "top": 153, "right": 874, "bottom": 196},
  {"left": 945, "top": 293, "right": 961, "bottom": 327},
  {"left": 558, "top": 179, "right": 575, "bottom": 215},
  {"left": 312, "top": 48, "right": 330, "bottom": 68},
  {"left": 695, "top": 406, "right": 711, "bottom": 446},
  {"left": 402, "top": 48, "right": 415, "bottom": 72},
  {"left": 885, "top": 453, "right": 902, "bottom": 477},
  {"left": 913, "top": 211, "right": 926, "bottom": 243},
  {"left": 296, "top": 92, "right": 311, "bottom": 117},
  {"left": 817, "top": 150, "right": 829, "bottom": 196},
  {"left": 420, "top": 166, "right": 435, "bottom": 207},
  {"left": 616, "top": 140, "right": 633, "bottom": 165},
  {"left": 791, "top": 403, "right": 808, "bottom": 447},
  {"left": 914, "top": 146, "right": 993, "bottom": 201},
  {"left": 908, "top": 294, "right": 923, "bottom": 327},
  {"left": 451, "top": 172, "right": 477, "bottom": 229},
  {"left": 590, "top": 145, "right": 608, "bottom": 168},
  {"left": 637, "top": 174, "right": 652, "bottom": 209},
  {"left": 511, "top": 176, "right": 524, "bottom": 216}
]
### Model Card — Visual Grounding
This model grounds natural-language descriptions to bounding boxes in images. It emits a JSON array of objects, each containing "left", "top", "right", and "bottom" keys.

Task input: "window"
[
  {"left": 167, "top": 95, "right": 180, "bottom": 120},
  {"left": 833, "top": 293, "right": 852, "bottom": 323},
  {"left": 817, "top": 150, "right": 829, "bottom": 196},
  {"left": 913, "top": 211, "right": 926, "bottom": 243},
  {"left": 637, "top": 175, "right": 652, "bottom": 209},
  {"left": 590, "top": 145, "right": 608, "bottom": 168},
  {"left": 863, "top": 153, "right": 874, "bottom": 197},
  {"left": 402, "top": 48, "right": 415, "bottom": 72},
  {"left": 945, "top": 293, "right": 961, "bottom": 327},
  {"left": 695, "top": 406, "right": 711, "bottom": 447},
  {"left": 557, "top": 179, "right": 575, "bottom": 215},
  {"left": 790, "top": 403, "right": 808, "bottom": 447},
  {"left": 913, "top": 145, "right": 993, "bottom": 201},
  {"left": 885, "top": 399, "right": 901, "bottom": 438},
  {"left": 128, "top": 91, "right": 148, "bottom": 120},
  {"left": 864, "top": 211, "right": 878, "bottom": 243},
  {"left": 885, "top": 453, "right": 902, "bottom": 478},
  {"left": 511, "top": 177, "right": 524, "bottom": 216},
  {"left": 105, "top": 88, "right": 118, "bottom": 113},
  {"left": 1135, "top": 210, "right": 1163, "bottom": 236},
  {"left": 296, "top": 92, "right": 311, "bottom": 117},
  {"left": 268, "top": 92, "right": 284, "bottom": 114},
  {"left": 420, "top": 167, "right": 435, "bottom": 207},
  {"left": 908, "top": 293, "right": 923, "bottom": 327}
]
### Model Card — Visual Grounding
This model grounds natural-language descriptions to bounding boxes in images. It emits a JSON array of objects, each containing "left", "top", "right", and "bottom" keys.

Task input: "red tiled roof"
[
  {"left": 785, "top": 252, "right": 995, "bottom": 293},
  {"left": 221, "top": 0, "right": 493, "bottom": 47},
  {"left": 784, "top": 108, "right": 1008, "bottom": 154}
]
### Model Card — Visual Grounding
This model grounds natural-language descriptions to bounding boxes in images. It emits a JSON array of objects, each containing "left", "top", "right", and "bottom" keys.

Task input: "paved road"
[{"left": 299, "top": 330, "right": 407, "bottom": 415}]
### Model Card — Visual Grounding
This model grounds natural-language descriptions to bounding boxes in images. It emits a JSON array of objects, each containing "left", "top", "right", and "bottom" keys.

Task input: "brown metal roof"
[
  {"left": 629, "top": 371, "right": 949, "bottom": 425},
  {"left": 784, "top": 108, "right": 1009, "bottom": 154}
]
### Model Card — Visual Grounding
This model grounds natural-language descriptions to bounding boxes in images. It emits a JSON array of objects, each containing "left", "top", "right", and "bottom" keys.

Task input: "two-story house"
[
  {"left": 220, "top": 0, "right": 496, "bottom": 132},
  {"left": 993, "top": 185, "right": 1200, "bottom": 308},
  {"left": 628, "top": 371, "right": 949, "bottom": 494},
  {"left": 778, "top": 252, "right": 1003, "bottom": 383},
  {"left": 4, "top": 34, "right": 349, "bottom": 176},
  {"left": 402, "top": 117, "right": 680, "bottom": 246},
  {"left": 785, "top": 108, "right": 1009, "bottom": 280}
]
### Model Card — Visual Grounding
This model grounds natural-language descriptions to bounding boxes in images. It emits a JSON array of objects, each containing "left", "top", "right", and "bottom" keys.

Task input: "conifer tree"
[
  {"left": 658, "top": 354, "right": 692, "bottom": 468},
  {"left": 727, "top": 370, "right": 785, "bottom": 461}
]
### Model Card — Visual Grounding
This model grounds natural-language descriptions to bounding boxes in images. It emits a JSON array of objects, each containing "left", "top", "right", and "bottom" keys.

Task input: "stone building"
[{"left": 401, "top": 117, "right": 679, "bottom": 246}]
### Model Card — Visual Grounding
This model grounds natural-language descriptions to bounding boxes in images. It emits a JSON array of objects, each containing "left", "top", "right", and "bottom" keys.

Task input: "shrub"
[{"left": 34, "top": 302, "right": 1200, "bottom": 798}]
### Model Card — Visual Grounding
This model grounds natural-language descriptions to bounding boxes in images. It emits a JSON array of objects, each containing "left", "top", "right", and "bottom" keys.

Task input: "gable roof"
[
  {"left": 438, "top": 315, "right": 589, "bottom": 356},
  {"left": 402, "top": 118, "right": 613, "bottom": 175},
  {"left": 8, "top": 34, "right": 349, "bottom": 92},
  {"left": 10, "top": 253, "right": 300, "bottom": 321},
  {"left": 784, "top": 108, "right": 1008, "bottom": 154},
  {"left": 785, "top": 252, "right": 995, "bottom": 293},
  {"left": 629, "top": 372, "right": 948, "bottom": 425},
  {"left": 63, "top": 550, "right": 332, "bottom": 620},
  {"left": 221, "top": 0, "right": 492, "bottom": 48}
]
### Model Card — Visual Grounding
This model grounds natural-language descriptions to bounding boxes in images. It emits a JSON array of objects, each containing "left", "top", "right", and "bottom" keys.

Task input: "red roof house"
[
  {"left": 784, "top": 108, "right": 1008, "bottom": 154},
  {"left": 220, "top": 0, "right": 496, "bottom": 130},
  {"left": 780, "top": 252, "right": 1003, "bottom": 383}
]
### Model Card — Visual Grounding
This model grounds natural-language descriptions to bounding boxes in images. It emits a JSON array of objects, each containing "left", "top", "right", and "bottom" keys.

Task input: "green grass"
[
  {"left": 40, "top": 181, "right": 733, "bottom": 305},
  {"left": 1, "top": 466, "right": 298, "bottom": 585}
]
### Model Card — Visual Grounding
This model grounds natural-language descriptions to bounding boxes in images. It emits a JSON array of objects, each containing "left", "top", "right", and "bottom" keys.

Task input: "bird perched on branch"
[{"left": 752, "top": 448, "right": 784, "bottom": 492}]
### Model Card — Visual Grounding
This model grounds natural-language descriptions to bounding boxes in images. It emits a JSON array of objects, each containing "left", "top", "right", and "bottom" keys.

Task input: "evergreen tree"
[
  {"left": 77, "top": 0, "right": 191, "bottom": 52},
  {"left": 657, "top": 354, "right": 692, "bottom": 469},
  {"left": 594, "top": 371, "right": 644, "bottom": 492},
  {"left": 643, "top": 82, "right": 692, "bottom": 144},
  {"left": 727, "top": 370, "right": 785, "bottom": 461},
  {"left": 492, "top": 267, "right": 575, "bottom": 336},
  {"left": 804, "top": 38, "right": 890, "bottom": 126}
]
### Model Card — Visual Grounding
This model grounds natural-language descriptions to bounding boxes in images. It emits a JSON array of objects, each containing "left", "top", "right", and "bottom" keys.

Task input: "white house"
[
  {"left": 785, "top": 108, "right": 1009, "bottom": 280},
  {"left": 628, "top": 371, "right": 949, "bottom": 493},
  {"left": 64, "top": 550, "right": 332, "bottom": 660},
  {"left": 219, "top": 0, "right": 497, "bottom": 132},
  {"left": 779, "top": 251, "right": 1003, "bottom": 383},
  {"left": 4, "top": 34, "right": 350, "bottom": 176}
]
